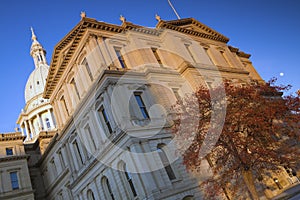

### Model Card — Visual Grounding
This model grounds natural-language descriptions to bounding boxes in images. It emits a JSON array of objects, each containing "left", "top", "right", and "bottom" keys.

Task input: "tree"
[{"left": 172, "top": 79, "right": 300, "bottom": 200}]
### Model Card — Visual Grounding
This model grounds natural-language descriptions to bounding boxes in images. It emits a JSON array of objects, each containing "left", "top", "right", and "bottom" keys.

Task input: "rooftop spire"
[
  {"left": 29, "top": 27, "right": 47, "bottom": 68},
  {"left": 31, "top": 27, "right": 37, "bottom": 41}
]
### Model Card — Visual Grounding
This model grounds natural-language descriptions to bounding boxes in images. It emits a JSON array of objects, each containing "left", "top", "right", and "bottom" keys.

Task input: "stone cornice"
[
  {"left": 156, "top": 18, "right": 229, "bottom": 43},
  {"left": 237, "top": 51, "right": 251, "bottom": 58},
  {"left": 0, "top": 132, "right": 25, "bottom": 141},
  {"left": 177, "top": 61, "right": 249, "bottom": 76},
  {"left": 228, "top": 45, "right": 251, "bottom": 58},
  {"left": 0, "top": 154, "right": 29, "bottom": 162},
  {"left": 38, "top": 130, "right": 57, "bottom": 140}
]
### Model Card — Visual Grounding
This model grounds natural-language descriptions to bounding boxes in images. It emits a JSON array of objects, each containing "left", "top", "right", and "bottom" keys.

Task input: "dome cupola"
[{"left": 24, "top": 28, "right": 49, "bottom": 103}]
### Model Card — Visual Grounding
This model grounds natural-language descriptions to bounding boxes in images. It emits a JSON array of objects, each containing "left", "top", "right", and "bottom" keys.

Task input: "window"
[
  {"left": 60, "top": 96, "right": 69, "bottom": 116},
  {"left": 85, "top": 124, "right": 96, "bottom": 151},
  {"left": 114, "top": 47, "right": 127, "bottom": 68},
  {"left": 103, "top": 177, "right": 115, "bottom": 200},
  {"left": 73, "top": 140, "right": 84, "bottom": 165},
  {"left": 157, "top": 144, "right": 176, "bottom": 181},
  {"left": 151, "top": 48, "right": 162, "bottom": 64},
  {"left": 134, "top": 93, "right": 149, "bottom": 119},
  {"left": 45, "top": 118, "right": 51, "bottom": 129},
  {"left": 58, "top": 150, "right": 65, "bottom": 168},
  {"left": 172, "top": 88, "right": 181, "bottom": 101},
  {"left": 82, "top": 58, "right": 93, "bottom": 81},
  {"left": 98, "top": 106, "right": 113, "bottom": 134},
  {"left": 185, "top": 44, "right": 196, "bottom": 63},
  {"left": 202, "top": 46, "right": 214, "bottom": 64},
  {"left": 51, "top": 158, "right": 57, "bottom": 176},
  {"left": 87, "top": 189, "right": 95, "bottom": 200},
  {"left": 220, "top": 50, "right": 231, "bottom": 67},
  {"left": 71, "top": 78, "right": 80, "bottom": 99},
  {"left": 10, "top": 172, "right": 19, "bottom": 190},
  {"left": 123, "top": 164, "right": 137, "bottom": 197},
  {"left": 6, "top": 148, "right": 13, "bottom": 155}
]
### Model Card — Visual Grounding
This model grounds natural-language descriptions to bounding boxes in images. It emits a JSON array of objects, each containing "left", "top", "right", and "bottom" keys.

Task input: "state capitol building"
[{"left": 0, "top": 13, "right": 296, "bottom": 200}]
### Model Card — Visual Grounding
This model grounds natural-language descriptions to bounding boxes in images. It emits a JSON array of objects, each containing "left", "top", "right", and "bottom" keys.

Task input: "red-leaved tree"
[{"left": 172, "top": 79, "right": 300, "bottom": 200}]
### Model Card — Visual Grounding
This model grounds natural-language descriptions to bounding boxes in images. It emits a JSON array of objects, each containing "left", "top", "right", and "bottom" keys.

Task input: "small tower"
[{"left": 30, "top": 27, "right": 47, "bottom": 68}]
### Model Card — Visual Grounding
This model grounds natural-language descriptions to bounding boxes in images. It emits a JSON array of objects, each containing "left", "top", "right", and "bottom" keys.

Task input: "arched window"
[
  {"left": 87, "top": 189, "right": 95, "bottom": 200},
  {"left": 45, "top": 118, "right": 51, "bottom": 129},
  {"left": 102, "top": 176, "right": 115, "bottom": 200},
  {"left": 157, "top": 144, "right": 176, "bottom": 181},
  {"left": 122, "top": 163, "right": 137, "bottom": 197}
]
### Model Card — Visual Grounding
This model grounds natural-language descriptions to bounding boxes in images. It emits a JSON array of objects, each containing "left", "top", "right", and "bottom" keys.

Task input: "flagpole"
[{"left": 167, "top": 0, "right": 181, "bottom": 19}]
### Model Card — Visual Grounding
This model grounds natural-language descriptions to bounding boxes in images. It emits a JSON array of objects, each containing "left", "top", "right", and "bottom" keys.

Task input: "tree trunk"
[{"left": 242, "top": 169, "right": 260, "bottom": 200}]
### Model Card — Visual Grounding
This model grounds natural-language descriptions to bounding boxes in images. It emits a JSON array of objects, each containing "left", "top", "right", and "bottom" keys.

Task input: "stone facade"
[
  {"left": 0, "top": 15, "right": 297, "bottom": 200},
  {"left": 0, "top": 133, "right": 34, "bottom": 200}
]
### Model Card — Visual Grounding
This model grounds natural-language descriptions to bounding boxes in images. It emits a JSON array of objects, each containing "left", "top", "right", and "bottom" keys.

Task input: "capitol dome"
[
  {"left": 24, "top": 64, "right": 49, "bottom": 103},
  {"left": 24, "top": 28, "right": 49, "bottom": 103},
  {"left": 17, "top": 27, "right": 56, "bottom": 142}
]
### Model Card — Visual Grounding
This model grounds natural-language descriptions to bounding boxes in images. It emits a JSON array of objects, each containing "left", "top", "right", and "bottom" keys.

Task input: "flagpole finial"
[
  {"left": 155, "top": 14, "right": 161, "bottom": 22},
  {"left": 120, "top": 15, "right": 126, "bottom": 23},
  {"left": 80, "top": 11, "right": 86, "bottom": 19}
]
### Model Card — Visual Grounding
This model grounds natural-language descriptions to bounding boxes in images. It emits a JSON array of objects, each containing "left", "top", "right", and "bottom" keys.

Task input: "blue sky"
[{"left": 0, "top": 0, "right": 299, "bottom": 132}]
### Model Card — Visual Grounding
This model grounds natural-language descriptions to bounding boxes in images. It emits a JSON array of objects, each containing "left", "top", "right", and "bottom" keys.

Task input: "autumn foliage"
[{"left": 172, "top": 79, "right": 300, "bottom": 199}]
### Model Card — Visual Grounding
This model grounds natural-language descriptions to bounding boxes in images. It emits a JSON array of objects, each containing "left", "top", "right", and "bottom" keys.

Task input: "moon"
[{"left": 279, "top": 72, "right": 284, "bottom": 77}]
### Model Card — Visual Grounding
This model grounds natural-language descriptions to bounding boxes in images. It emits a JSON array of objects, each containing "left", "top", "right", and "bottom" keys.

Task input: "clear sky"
[{"left": 0, "top": 0, "right": 299, "bottom": 132}]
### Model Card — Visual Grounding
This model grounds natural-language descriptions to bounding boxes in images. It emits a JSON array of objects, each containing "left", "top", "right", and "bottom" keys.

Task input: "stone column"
[
  {"left": 29, "top": 120, "right": 34, "bottom": 138},
  {"left": 53, "top": 102, "right": 62, "bottom": 128},
  {"left": 20, "top": 125, "right": 25, "bottom": 136},
  {"left": 42, "top": 114, "right": 48, "bottom": 131},
  {"left": 48, "top": 109, "right": 55, "bottom": 128},
  {"left": 24, "top": 121, "right": 30, "bottom": 139},
  {"left": 37, "top": 113, "right": 43, "bottom": 131}
]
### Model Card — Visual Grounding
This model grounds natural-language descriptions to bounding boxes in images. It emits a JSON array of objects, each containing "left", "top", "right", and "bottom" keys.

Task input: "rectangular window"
[
  {"left": 98, "top": 106, "right": 113, "bottom": 134},
  {"left": 10, "top": 172, "right": 19, "bottom": 190},
  {"left": 151, "top": 48, "right": 162, "bottom": 64},
  {"left": 220, "top": 51, "right": 232, "bottom": 67},
  {"left": 51, "top": 158, "right": 57, "bottom": 176},
  {"left": 172, "top": 88, "right": 180, "bottom": 101},
  {"left": 83, "top": 58, "right": 93, "bottom": 81},
  {"left": 58, "top": 150, "right": 65, "bottom": 168},
  {"left": 73, "top": 140, "right": 84, "bottom": 165},
  {"left": 185, "top": 44, "right": 196, "bottom": 63},
  {"left": 134, "top": 93, "right": 149, "bottom": 119},
  {"left": 60, "top": 96, "right": 69, "bottom": 116},
  {"left": 114, "top": 47, "right": 127, "bottom": 68},
  {"left": 70, "top": 78, "right": 80, "bottom": 99},
  {"left": 85, "top": 125, "right": 96, "bottom": 151},
  {"left": 6, "top": 148, "right": 13, "bottom": 155},
  {"left": 203, "top": 47, "right": 215, "bottom": 64},
  {"left": 157, "top": 146, "right": 176, "bottom": 181}
]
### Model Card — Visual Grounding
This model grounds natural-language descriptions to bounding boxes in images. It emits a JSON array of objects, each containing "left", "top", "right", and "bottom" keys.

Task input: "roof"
[{"left": 43, "top": 17, "right": 231, "bottom": 99}]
